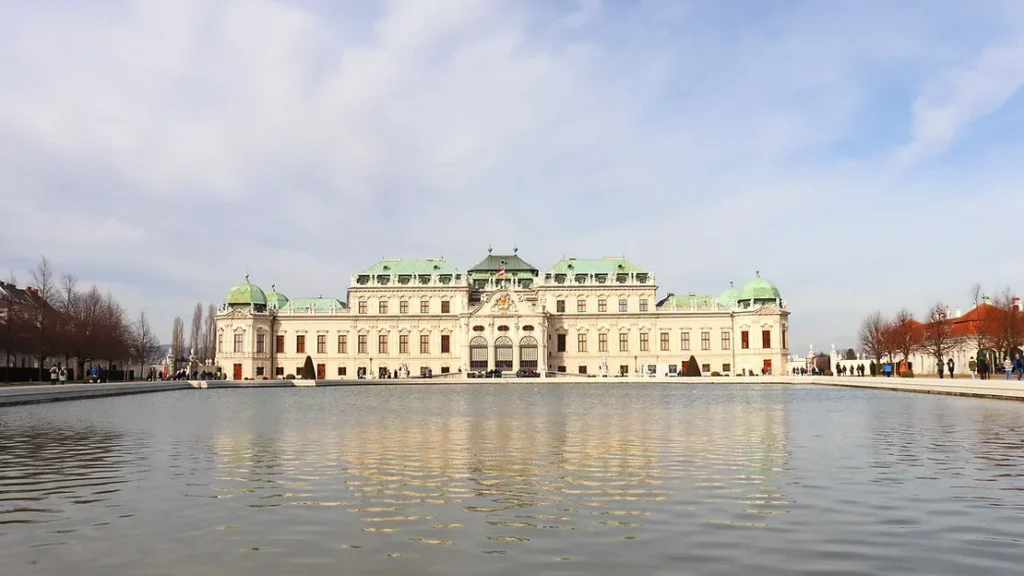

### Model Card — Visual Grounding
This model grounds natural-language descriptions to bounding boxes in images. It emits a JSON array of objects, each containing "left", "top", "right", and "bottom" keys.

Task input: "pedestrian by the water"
[
  {"left": 1004, "top": 358, "right": 1014, "bottom": 380},
  {"left": 50, "top": 365, "right": 58, "bottom": 385},
  {"left": 1014, "top": 354, "right": 1024, "bottom": 381},
  {"left": 58, "top": 367, "right": 67, "bottom": 385},
  {"left": 947, "top": 357, "right": 955, "bottom": 379},
  {"left": 938, "top": 361, "right": 944, "bottom": 379},
  {"left": 968, "top": 357, "right": 977, "bottom": 379}
]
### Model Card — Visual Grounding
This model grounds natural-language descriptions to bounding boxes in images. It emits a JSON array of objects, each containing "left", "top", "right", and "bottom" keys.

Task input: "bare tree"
[
  {"left": 170, "top": 316, "right": 186, "bottom": 360},
  {"left": 922, "top": 302, "right": 956, "bottom": 372},
  {"left": 858, "top": 311, "right": 887, "bottom": 368},
  {"left": 992, "top": 287, "right": 1023, "bottom": 361},
  {"left": 890, "top": 307, "right": 920, "bottom": 372},
  {"left": 966, "top": 283, "right": 993, "bottom": 357},
  {"left": 189, "top": 303, "right": 202, "bottom": 357},
  {"left": 30, "top": 256, "right": 58, "bottom": 380},
  {"left": 204, "top": 303, "right": 217, "bottom": 361},
  {"left": 129, "top": 312, "right": 163, "bottom": 379}
]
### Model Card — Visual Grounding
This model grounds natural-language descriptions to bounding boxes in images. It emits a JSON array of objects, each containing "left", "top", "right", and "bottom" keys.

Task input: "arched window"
[
  {"left": 470, "top": 336, "right": 488, "bottom": 371},
  {"left": 495, "top": 336, "right": 513, "bottom": 371},
  {"left": 519, "top": 336, "right": 538, "bottom": 370}
]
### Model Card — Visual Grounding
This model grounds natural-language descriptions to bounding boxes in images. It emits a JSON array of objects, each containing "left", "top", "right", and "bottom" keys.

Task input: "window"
[
  {"left": 275, "top": 335, "right": 285, "bottom": 353},
  {"left": 399, "top": 334, "right": 408, "bottom": 354},
  {"left": 721, "top": 332, "right": 731, "bottom": 350},
  {"left": 619, "top": 365, "right": 629, "bottom": 376},
  {"left": 400, "top": 300, "right": 409, "bottom": 314},
  {"left": 640, "top": 332, "right": 649, "bottom": 352},
  {"left": 338, "top": 335, "right": 347, "bottom": 354},
  {"left": 680, "top": 332, "right": 690, "bottom": 351},
  {"left": 358, "top": 301, "right": 367, "bottom": 314},
  {"left": 701, "top": 363, "right": 711, "bottom": 373},
  {"left": 378, "top": 334, "right": 388, "bottom": 354},
  {"left": 358, "top": 334, "right": 368, "bottom": 354},
  {"left": 618, "top": 299, "right": 628, "bottom": 312},
  {"left": 782, "top": 329, "right": 788, "bottom": 350},
  {"left": 234, "top": 333, "right": 244, "bottom": 353},
  {"left": 700, "top": 331, "right": 710, "bottom": 351},
  {"left": 296, "top": 335, "right": 305, "bottom": 354},
  {"left": 275, "top": 366, "right": 284, "bottom": 376},
  {"left": 578, "top": 365, "right": 587, "bottom": 375},
  {"left": 722, "top": 363, "right": 731, "bottom": 373},
  {"left": 337, "top": 366, "right": 347, "bottom": 376},
  {"left": 420, "top": 299, "right": 429, "bottom": 314},
  {"left": 599, "top": 333, "right": 608, "bottom": 352},
  {"left": 556, "top": 300, "right": 566, "bottom": 313},
  {"left": 557, "top": 366, "right": 567, "bottom": 373},
  {"left": 441, "top": 300, "right": 451, "bottom": 314},
  {"left": 441, "top": 334, "right": 450, "bottom": 354},
  {"left": 619, "top": 332, "right": 629, "bottom": 352},
  {"left": 639, "top": 299, "right": 648, "bottom": 312},
  {"left": 741, "top": 330, "right": 750, "bottom": 349},
  {"left": 256, "top": 333, "right": 265, "bottom": 354},
  {"left": 660, "top": 332, "right": 669, "bottom": 351},
  {"left": 578, "top": 333, "right": 587, "bottom": 353},
  {"left": 218, "top": 334, "right": 224, "bottom": 353},
  {"left": 762, "top": 330, "right": 771, "bottom": 349},
  {"left": 317, "top": 334, "right": 326, "bottom": 354},
  {"left": 379, "top": 300, "right": 388, "bottom": 314},
  {"left": 440, "top": 366, "right": 450, "bottom": 374},
  {"left": 577, "top": 299, "right": 586, "bottom": 313},
  {"left": 420, "top": 334, "right": 430, "bottom": 354},
  {"left": 256, "top": 366, "right": 265, "bottom": 377},
  {"left": 598, "top": 299, "right": 607, "bottom": 312},
  {"left": 557, "top": 334, "right": 566, "bottom": 352}
]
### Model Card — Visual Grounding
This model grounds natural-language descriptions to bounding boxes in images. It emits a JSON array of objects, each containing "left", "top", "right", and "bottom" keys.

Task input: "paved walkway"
[{"left": 1, "top": 375, "right": 1022, "bottom": 406}]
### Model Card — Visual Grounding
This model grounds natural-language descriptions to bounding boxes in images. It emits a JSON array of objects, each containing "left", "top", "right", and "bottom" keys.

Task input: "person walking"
[
  {"left": 938, "top": 360, "right": 945, "bottom": 379},
  {"left": 969, "top": 357, "right": 977, "bottom": 379},
  {"left": 1005, "top": 358, "right": 1014, "bottom": 380},
  {"left": 947, "top": 357, "right": 955, "bottom": 380},
  {"left": 49, "top": 365, "right": 58, "bottom": 385},
  {"left": 1014, "top": 353, "right": 1024, "bottom": 381},
  {"left": 58, "top": 367, "right": 67, "bottom": 385}
]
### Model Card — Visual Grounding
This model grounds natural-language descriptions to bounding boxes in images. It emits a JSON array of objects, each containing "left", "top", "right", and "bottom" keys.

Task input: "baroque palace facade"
[{"left": 215, "top": 249, "right": 790, "bottom": 380}]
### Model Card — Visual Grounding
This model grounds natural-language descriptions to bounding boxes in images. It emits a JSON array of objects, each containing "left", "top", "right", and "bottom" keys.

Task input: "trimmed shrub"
[
  {"left": 682, "top": 355, "right": 702, "bottom": 377},
  {"left": 824, "top": 370, "right": 834, "bottom": 376},
  {"left": 710, "top": 371, "right": 721, "bottom": 377},
  {"left": 900, "top": 369, "right": 915, "bottom": 378},
  {"left": 301, "top": 355, "right": 316, "bottom": 380},
  {"left": 285, "top": 373, "right": 296, "bottom": 380}
]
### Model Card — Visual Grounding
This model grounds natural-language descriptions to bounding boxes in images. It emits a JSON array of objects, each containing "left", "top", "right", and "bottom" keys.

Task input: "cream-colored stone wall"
[{"left": 216, "top": 279, "right": 790, "bottom": 380}]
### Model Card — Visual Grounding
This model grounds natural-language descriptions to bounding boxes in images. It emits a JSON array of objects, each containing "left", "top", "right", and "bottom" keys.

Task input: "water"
[{"left": 1, "top": 384, "right": 1022, "bottom": 576}]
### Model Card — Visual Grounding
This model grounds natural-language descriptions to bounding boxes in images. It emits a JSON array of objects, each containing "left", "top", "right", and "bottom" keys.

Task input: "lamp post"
[{"left": 634, "top": 355, "right": 638, "bottom": 376}]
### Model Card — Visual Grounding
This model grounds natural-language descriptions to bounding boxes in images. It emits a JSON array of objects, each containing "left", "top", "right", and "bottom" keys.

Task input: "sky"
[{"left": 1, "top": 0, "right": 1023, "bottom": 352}]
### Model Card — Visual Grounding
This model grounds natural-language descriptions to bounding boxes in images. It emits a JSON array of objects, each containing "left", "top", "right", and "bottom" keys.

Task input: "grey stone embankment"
[{"left": 1, "top": 375, "right": 1022, "bottom": 406}]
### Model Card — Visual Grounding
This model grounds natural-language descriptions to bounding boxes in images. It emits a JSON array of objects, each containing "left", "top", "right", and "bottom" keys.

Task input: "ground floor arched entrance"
[
  {"left": 470, "top": 336, "right": 488, "bottom": 371},
  {"left": 494, "top": 336, "right": 513, "bottom": 371},
  {"left": 519, "top": 336, "right": 538, "bottom": 370}
]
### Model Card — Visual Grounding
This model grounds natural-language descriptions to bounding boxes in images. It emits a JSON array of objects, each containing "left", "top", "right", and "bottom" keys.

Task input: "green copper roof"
[
  {"left": 736, "top": 272, "right": 781, "bottom": 301},
  {"left": 225, "top": 276, "right": 267, "bottom": 306},
  {"left": 547, "top": 257, "right": 646, "bottom": 275},
  {"left": 717, "top": 282, "right": 739, "bottom": 306},
  {"left": 357, "top": 258, "right": 458, "bottom": 276},
  {"left": 657, "top": 293, "right": 718, "bottom": 310},
  {"left": 266, "top": 284, "right": 289, "bottom": 309},
  {"left": 468, "top": 250, "right": 537, "bottom": 274},
  {"left": 281, "top": 297, "right": 346, "bottom": 312}
]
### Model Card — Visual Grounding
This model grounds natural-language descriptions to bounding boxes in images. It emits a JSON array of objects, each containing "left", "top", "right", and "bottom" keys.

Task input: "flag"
[{"left": 497, "top": 266, "right": 505, "bottom": 279}]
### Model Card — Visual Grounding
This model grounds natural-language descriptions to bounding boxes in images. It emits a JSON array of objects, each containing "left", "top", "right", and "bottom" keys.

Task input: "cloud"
[
  {"left": 896, "top": 42, "right": 1024, "bottom": 165},
  {"left": 0, "top": 0, "right": 1023, "bottom": 350}
]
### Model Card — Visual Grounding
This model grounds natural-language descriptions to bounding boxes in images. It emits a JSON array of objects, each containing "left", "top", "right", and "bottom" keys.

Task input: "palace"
[{"left": 214, "top": 249, "right": 790, "bottom": 380}]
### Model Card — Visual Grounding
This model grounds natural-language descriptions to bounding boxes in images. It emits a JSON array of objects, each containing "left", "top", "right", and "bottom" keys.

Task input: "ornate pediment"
[
  {"left": 470, "top": 290, "right": 540, "bottom": 317},
  {"left": 226, "top": 308, "right": 251, "bottom": 319},
  {"left": 756, "top": 305, "right": 782, "bottom": 316}
]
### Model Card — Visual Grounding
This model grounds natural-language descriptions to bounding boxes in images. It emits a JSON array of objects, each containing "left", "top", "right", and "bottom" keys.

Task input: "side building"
[{"left": 214, "top": 249, "right": 790, "bottom": 379}]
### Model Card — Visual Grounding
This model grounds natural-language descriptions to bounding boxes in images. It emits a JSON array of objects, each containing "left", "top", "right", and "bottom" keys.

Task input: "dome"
[
  {"left": 266, "top": 284, "right": 288, "bottom": 309},
  {"left": 737, "top": 272, "right": 781, "bottom": 302},
  {"left": 225, "top": 275, "right": 267, "bottom": 307},
  {"left": 717, "top": 281, "right": 739, "bottom": 306}
]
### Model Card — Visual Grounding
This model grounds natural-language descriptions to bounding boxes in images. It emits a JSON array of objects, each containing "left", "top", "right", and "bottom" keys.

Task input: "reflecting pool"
[{"left": 1, "top": 384, "right": 1022, "bottom": 575}]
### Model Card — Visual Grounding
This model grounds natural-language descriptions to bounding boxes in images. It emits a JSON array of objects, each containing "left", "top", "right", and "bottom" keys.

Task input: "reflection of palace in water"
[{"left": 208, "top": 389, "right": 792, "bottom": 520}]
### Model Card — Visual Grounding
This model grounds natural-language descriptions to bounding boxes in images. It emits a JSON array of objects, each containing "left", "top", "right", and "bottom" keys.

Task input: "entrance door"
[
  {"left": 762, "top": 359, "right": 772, "bottom": 375},
  {"left": 316, "top": 363, "right": 326, "bottom": 379},
  {"left": 233, "top": 363, "right": 242, "bottom": 380}
]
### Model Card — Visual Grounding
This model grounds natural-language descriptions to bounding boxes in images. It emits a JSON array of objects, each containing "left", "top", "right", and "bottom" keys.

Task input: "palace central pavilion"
[{"left": 215, "top": 249, "right": 790, "bottom": 379}]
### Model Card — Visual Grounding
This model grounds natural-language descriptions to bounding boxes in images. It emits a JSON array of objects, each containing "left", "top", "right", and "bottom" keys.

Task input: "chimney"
[
  {"left": 955, "top": 308, "right": 961, "bottom": 318},
  {"left": 1014, "top": 297, "right": 1022, "bottom": 313}
]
